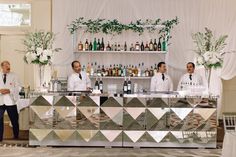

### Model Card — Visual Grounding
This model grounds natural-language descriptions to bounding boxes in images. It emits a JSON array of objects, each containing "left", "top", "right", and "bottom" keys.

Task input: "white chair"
[{"left": 222, "top": 113, "right": 236, "bottom": 157}]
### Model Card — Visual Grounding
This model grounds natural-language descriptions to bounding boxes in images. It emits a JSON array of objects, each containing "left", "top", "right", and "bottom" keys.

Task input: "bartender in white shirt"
[
  {"left": 177, "top": 62, "right": 203, "bottom": 91},
  {"left": 150, "top": 62, "right": 173, "bottom": 92},
  {"left": 0, "top": 61, "right": 20, "bottom": 141},
  {"left": 67, "top": 60, "right": 91, "bottom": 91}
]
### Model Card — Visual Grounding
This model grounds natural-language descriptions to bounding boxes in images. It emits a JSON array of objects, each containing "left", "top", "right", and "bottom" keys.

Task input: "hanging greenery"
[{"left": 67, "top": 17, "right": 179, "bottom": 36}]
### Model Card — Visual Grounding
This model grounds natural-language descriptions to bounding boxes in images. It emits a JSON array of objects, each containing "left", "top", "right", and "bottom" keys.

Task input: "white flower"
[
  {"left": 25, "top": 52, "right": 37, "bottom": 63},
  {"left": 36, "top": 48, "right": 43, "bottom": 56},
  {"left": 196, "top": 55, "right": 204, "bottom": 65},
  {"left": 43, "top": 49, "right": 53, "bottom": 57},
  {"left": 39, "top": 54, "right": 48, "bottom": 63}
]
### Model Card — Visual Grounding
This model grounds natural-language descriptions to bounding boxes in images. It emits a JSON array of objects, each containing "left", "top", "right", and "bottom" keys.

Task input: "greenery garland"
[{"left": 67, "top": 17, "right": 179, "bottom": 38}]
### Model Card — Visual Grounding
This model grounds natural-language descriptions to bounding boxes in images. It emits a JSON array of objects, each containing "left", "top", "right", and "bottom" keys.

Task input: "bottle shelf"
[
  {"left": 89, "top": 76, "right": 152, "bottom": 79},
  {"left": 74, "top": 50, "right": 167, "bottom": 54}
]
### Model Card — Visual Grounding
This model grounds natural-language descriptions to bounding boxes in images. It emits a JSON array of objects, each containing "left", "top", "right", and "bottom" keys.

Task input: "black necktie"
[
  {"left": 189, "top": 74, "right": 192, "bottom": 81},
  {"left": 162, "top": 73, "right": 165, "bottom": 81},
  {"left": 79, "top": 73, "right": 82, "bottom": 80},
  {"left": 3, "top": 74, "right": 6, "bottom": 84}
]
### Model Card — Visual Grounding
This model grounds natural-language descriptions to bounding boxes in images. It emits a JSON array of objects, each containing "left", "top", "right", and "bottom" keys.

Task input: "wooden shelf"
[
  {"left": 89, "top": 76, "right": 152, "bottom": 79},
  {"left": 74, "top": 50, "right": 167, "bottom": 54}
]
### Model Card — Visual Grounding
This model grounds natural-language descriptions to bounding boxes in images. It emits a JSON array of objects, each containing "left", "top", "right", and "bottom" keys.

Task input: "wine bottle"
[
  {"left": 123, "top": 77, "right": 128, "bottom": 94},
  {"left": 97, "top": 39, "right": 101, "bottom": 51},
  {"left": 89, "top": 41, "right": 93, "bottom": 51},
  {"left": 124, "top": 42, "right": 127, "bottom": 51},
  {"left": 85, "top": 39, "right": 89, "bottom": 51},
  {"left": 149, "top": 39, "right": 154, "bottom": 51},
  {"left": 141, "top": 42, "right": 144, "bottom": 51},
  {"left": 154, "top": 39, "right": 158, "bottom": 51},
  {"left": 127, "top": 77, "right": 132, "bottom": 94},
  {"left": 78, "top": 41, "right": 83, "bottom": 51},
  {"left": 99, "top": 77, "right": 103, "bottom": 93},
  {"left": 93, "top": 38, "right": 97, "bottom": 51},
  {"left": 109, "top": 64, "right": 112, "bottom": 76},
  {"left": 94, "top": 78, "right": 99, "bottom": 90},
  {"left": 101, "top": 65, "right": 105, "bottom": 76},
  {"left": 114, "top": 42, "right": 117, "bottom": 51},
  {"left": 158, "top": 37, "right": 162, "bottom": 51},
  {"left": 100, "top": 38, "right": 105, "bottom": 51}
]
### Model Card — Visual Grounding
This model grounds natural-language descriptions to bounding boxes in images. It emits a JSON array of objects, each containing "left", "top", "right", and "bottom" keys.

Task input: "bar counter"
[{"left": 29, "top": 92, "right": 217, "bottom": 147}]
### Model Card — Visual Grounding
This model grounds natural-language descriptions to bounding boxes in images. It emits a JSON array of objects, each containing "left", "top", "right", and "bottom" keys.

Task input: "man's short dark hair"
[
  {"left": 187, "top": 62, "right": 195, "bottom": 68},
  {"left": 71, "top": 60, "right": 80, "bottom": 68},
  {"left": 157, "top": 62, "right": 166, "bottom": 70}
]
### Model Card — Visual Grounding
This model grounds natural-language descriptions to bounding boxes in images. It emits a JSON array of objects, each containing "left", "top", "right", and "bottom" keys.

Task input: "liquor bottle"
[
  {"left": 127, "top": 77, "right": 132, "bottom": 94},
  {"left": 109, "top": 65, "right": 112, "bottom": 76},
  {"left": 144, "top": 42, "right": 149, "bottom": 51},
  {"left": 131, "top": 65, "right": 135, "bottom": 77},
  {"left": 124, "top": 42, "right": 127, "bottom": 51},
  {"left": 93, "top": 38, "right": 97, "bottom": 51},
  {"left": 101, "top": 65, "right": 106, "bottom": 76},
  {"left": 100, "top": 38, "right": 105, "bottom": 51},
  {"left": 89, "top": 41, "right": 93, "bottom": 51},
  {"left": 145, "top": 68, "right": 150, "bottom": 77},
  {"left": 86, "top": 63, "right": 91, "bottom": 76},
  {"left": 135, "top": 42, "right": 140, "bottom": 51},
  {"left": 116, "top": 64, "right": 119, "bottom": 76},
  {"left": 118, "top": 64, "right": 122, "bottom": 76},
  {"left": 105, "top": 67, "right": 109, "bottom": 76},
  {"left": 78, "top": 41, "right": 83, "bottom": 51},
  {"left": 82, "top": 65, "right": 86, "bottom": 72},
  {"left": 123, "top": 77, "right": 128, "bottom": 94},
  {"left": 94, "top": 78, "right": 99, "bottom": 90},
  {"left": 154, "top": 64, "right": 158, "bottom": 74},
  {"left": 97, "top": 39, "right": 101, "bottom": 51},
  {"left": 158, "top": 37, "right": 162, "bottom": 51},
  {"left": 97, "top": 65, "right": 101, "bottom": 76},
  {"left": 153, "top": 39, "right": 158, "bottom": 51},
  {"left": 99, "top": 77, "right": 103, "bottom": 93},
  {"left": 122, "top": 65, "right": 126, "bottom": 77},
  {"left": 112, "top": 64, "right": 116, "bottom": 76},
  {"left": 137, "top": 63, "right": 141, "bottom": 77},
  {"left": 141, "top": 42, "right": 144, "bottom": 51},
  {"left": 114, "top": 42, "right": 117, "bottom": 51},
  {"left": 134, "top": 66, "right": 138, "bottom": 76},
  {"left": 141, "top": 62, "right": 145, "bottom": 76},
  {"left": 162, "top": 35, "right": 167, "bottom": 51},
  {"left": 85, "top": 39, "right": 89, "bottom": 51},
  {"left": 106, "top": 42, "right": 111, "bottom": 51},
  {"left": 130, "top": 43, "right": 134, "bottom": 51},
  {"left": 149, "top": 39, "right": 154, "bottom": 51},
  {"left": 150, "top": 66, "right": 154, "bottom": 76},
  {"left": 90, "top": 63, "right": 94, "bottom": 76}
]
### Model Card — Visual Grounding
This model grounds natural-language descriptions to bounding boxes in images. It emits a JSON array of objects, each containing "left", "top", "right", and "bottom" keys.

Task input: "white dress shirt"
[
  {"left": 67, "top": 71, "right": 91, "bottom": 91},
  {"left": 177, "top": 73, "right": 203, "bottom": 91},
  {"left": 0, "top": 72, "right": 21, "bottom": 106},
  {"left": 150, "top": 72, "right": 173, "bottom": 91}
]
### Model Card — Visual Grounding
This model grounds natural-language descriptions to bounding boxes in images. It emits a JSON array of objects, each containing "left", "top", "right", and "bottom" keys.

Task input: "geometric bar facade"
[{"left": 29, "top": 94, "right": 217, "bottom": 148}]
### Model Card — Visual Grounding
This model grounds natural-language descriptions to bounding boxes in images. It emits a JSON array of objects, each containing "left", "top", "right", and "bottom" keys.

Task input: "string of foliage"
[{"left": 67, "top": 17, "right": 179, "bottom": 36}]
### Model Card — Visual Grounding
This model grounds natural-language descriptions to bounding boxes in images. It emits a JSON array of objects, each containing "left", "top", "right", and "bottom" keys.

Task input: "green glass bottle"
[
  {"left": 93, "top": 38, "right": 97, "bottom": 51},
  {"left": 162, "top": 36, "right": 167, "bottom": 51}
]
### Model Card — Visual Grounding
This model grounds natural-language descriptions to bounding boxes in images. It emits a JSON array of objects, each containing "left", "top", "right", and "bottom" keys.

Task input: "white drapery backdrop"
[{"left": 52, "top": 0, "right": 236, "bottom": 117}]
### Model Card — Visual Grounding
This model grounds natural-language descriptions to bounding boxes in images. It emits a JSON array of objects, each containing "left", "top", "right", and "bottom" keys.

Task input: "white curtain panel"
[{"left": 52, "top": 0, "right": 236, "bottom": 116}]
